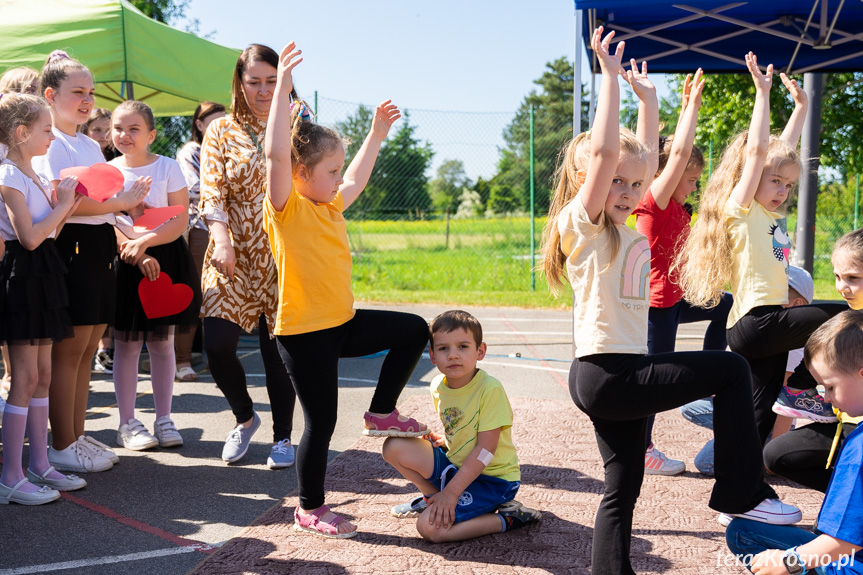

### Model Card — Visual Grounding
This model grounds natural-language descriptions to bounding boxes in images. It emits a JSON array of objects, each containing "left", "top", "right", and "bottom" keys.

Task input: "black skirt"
[
  {"left": 54, "top": 223, "right": 117, "bottom": 326},
  {"left": 0, "top": 239, "right": 73, "bottom": 345},
  {"left": 114, "top": 236, "right": 202, "bottom": 341}
]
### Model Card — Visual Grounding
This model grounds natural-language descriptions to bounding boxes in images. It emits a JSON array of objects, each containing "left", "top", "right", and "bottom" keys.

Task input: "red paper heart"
[
  {"left": 138, "top": 272, "right": 193, "bottom": 319},
  {"left": 132, "top": 205, "right": 186, "bottom": 233},
  {"left": 59, "top": 164, "right": 125, "bottom": 202}
]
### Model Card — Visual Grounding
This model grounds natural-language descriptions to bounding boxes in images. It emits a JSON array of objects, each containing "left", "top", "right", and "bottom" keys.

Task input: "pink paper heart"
[
  {"left": 59, "top": 164, "right": 125, "bottom": 202},
  {"left": 138, "top": 272, "right": 193, "bottom": 319},
  {"left": 132, "top": 205, "right": 186, "bottom": 233}
]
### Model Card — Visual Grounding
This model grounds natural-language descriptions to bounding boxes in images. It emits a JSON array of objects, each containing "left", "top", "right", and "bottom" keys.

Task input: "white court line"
[
  {"left": 483, "top": 330, "right": 570, "bottom": 335},
  {"left": 478, "top": 359, "right": 569, "bottom": 374},
  {"left": 0, "top": 546, "right": 215, "bottom": 575}
]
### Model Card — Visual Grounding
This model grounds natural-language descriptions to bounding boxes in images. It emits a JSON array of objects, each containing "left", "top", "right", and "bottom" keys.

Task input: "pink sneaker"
[{"left": 362, "top": 409, "right": 429, "bottom": 438}]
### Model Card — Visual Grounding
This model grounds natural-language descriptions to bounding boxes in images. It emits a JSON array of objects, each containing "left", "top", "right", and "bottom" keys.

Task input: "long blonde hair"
[
  {"left": 541, "top": 127, "right": 647, "bottom": 296},
  {"left": 675, "top": 133, "right": 800, "bottom": 307}
]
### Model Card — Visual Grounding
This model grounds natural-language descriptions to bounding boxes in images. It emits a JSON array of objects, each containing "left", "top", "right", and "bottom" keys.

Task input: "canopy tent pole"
[
  {"left": 793, "top": 72, "right": 824, "bottom": 273},
  {"left": 574, "top": 8, "right": 584, "bottom": 136}
]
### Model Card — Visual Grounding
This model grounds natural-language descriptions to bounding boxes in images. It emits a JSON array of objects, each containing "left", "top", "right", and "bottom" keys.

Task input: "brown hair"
[
  {"left": 0, "top": 67, "right": 39, "bottom": 95},
  {"left": 833, "top": 228, "right": 863, "bottom": 270},
  {"left": 82, "top": 107, "right": 111, "bottom": 135},
  {"left": 430, "top": 310, "right": 483, "bottom": 347},
  {"left": 290, "top": 100, "right": 343, "bottom": 171},
  {"left": 540, "top": 127, "right": 648, "bottom": 296},
  {"left": 231, "top": 44, "right": 279, "bottom": 126},
  {"left": 656, "top": 134, "right": 704, "bottom": 176},
  {"left": 805, "top": 310, "right": 863, "bottom": 375},
  {"left": 40, "top": 50, "right": 91, "bottom": 98},
  {"left": 191, "top": 101, "right": 226, "bottom": 144},
  {"left": 0, "top": 93, "right": 50, "bottom": 150},
  {"left": 112, "top": 100, "right": 156, "bottom": 132}
]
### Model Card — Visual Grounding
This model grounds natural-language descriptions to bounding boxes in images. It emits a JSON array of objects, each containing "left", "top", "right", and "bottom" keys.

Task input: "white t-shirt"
[
  {"left": 560, "top": 197, "right": 650, "bottom": 358},
  {"left": 33, "top": 128, "right": 115, "bottom": 226},
  {"left": 110, "top": 155, "right": 186, "bottom": 239},
  {"left": 0, "top": 159, "right": 56, "bottom": 241}
]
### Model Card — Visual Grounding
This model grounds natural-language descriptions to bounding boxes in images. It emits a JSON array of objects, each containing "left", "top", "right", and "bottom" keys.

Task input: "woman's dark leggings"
[
  {"left": 763, "top": 422, "right": 857, "bottom": 493},
  {"left": 727, "top": 303, "right": 846, "bottom": 444},
  {"left": 644, "top": 293, "right": 732, "bottom": 446},
  {"left": 204, "top": 314, "right": 296, "bottom": 442},
  {"left": 276, "top": 309, "right": 429, "bottom": 510},
  {"left": 570, "top": 350, "right": 777, "bottom": 575}
]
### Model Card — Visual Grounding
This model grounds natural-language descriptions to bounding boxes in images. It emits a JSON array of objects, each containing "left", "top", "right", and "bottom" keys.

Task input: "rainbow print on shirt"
[{"left": 620, "top": 237, "right": 650, "bottom": 300}]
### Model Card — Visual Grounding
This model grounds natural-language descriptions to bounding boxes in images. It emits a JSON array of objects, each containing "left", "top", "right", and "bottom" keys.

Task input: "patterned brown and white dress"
[{"left": 199, "top": 115, "right": 278, "bottom": 334}]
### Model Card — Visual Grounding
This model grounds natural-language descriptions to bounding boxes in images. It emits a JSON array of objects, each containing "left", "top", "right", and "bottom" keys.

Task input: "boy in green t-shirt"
[{"left": 381, "top": 310, "right": 541, "bottom": 542}]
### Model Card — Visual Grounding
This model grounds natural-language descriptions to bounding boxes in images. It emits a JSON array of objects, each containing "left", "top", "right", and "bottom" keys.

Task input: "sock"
[
  {"left": 1, "top": 403, "right": 30, "bottom": 489},
  {"left": 145, "top": 336, "right": 175, "bottom": 419},
  {"left": 26, "top": 396, "right": 55, "bottom": 477},
  {"left": 113, "top": 336, "right": 143, "bottom": 424},
  {"left": 499, "top": 514, "right": 507, "bottom": 533}
]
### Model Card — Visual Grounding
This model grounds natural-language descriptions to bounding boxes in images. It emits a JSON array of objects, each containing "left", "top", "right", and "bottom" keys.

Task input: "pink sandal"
[
  {"left": 293, "top": 505, "right": 358, "bottom": 539},
  {"left": 362, "top": 409, "right": 429, "bottom": 438}
]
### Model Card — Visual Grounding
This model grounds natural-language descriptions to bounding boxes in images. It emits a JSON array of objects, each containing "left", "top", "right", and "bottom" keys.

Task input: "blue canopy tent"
[{"left": 571, "top": 0, "right": 863, "bottom": 271}]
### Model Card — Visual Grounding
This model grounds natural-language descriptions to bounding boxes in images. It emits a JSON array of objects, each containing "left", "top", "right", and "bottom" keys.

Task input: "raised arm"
[
  {"left": 622, "top": 58, "right": 659, "bottom": 178},
  {"left": 579, "top": 27, "right": 625, "bottom": 224},
  {"left": 778, "top": 72, "right": 808, "bottom": 148},
  {"left": 341, "top": 101, "right": 400, "bottom": 210},
  {"left": 265, "top": 42, "right": 303, "bottom": 212},
  {"left": 730, "top": 52, "right": 773, "bottom": 209},
  {"left": 650, "top": 68, "right": 704, "bottom": 210}
]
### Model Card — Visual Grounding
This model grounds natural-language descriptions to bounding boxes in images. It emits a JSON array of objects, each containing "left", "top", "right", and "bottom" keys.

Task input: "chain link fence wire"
[{"left": 151, "top": 99, "right": 861, "bottom": 302}]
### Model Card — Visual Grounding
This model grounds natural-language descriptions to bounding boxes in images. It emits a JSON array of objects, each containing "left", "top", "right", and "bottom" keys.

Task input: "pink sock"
[
  {"left": 146, "top": 336, "right": 175, "bottom": 419},
  {"left": 1, "top": 403, "right": 30, "bottom": 489},
  {"left": 113, "top": 336, "right": 143, "bottom": 424},
  {"left": 25, "top": 396, "right": 55, "bottom": 476}
]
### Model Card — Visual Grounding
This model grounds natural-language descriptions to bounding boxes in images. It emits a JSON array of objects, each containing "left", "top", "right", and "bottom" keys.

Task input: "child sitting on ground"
[
  {"left": 726, "top": 309, "right": 863, "bottom": 574},
  {"left": 382, "top": 310, "right": 541, "bottom": 542}
]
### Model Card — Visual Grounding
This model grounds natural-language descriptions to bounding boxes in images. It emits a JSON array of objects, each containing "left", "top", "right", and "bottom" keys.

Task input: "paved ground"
[{"left": 0, "top": 303, "right": 725, "bottom": 575}]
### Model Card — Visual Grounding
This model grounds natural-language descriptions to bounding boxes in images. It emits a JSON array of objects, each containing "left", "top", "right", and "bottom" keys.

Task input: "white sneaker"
[
  {"left": 727, "top": 498, "right": 802, "bottom": 525},
  {"left": 48, "top": 442, "right": 113, "bottom": 473},
  {"left": 718, "top": 513, "right": 733, "bottom": 527},
  {"left": 78, "top": 435, "right": 119, "bottom": 464},
  {"left": 153, "top": 416, "right": 183, "bottom": 448},
  {"left": 644, "top": 445, "right": 686, "bottom": 476},
  {"left": 117, "top": 418, "right": 159, "bottom": 451}
]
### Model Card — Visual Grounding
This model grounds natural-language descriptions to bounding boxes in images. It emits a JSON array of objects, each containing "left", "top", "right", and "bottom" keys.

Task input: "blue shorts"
[{"left": 427, "top": 446, "right": 520, "bottom": 523}]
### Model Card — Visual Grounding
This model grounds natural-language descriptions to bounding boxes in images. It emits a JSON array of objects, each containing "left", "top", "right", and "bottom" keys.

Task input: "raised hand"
[
  {"left": 688, "top": 68, "right": 706, "bottom": 109},
  {"left": 117, "top": 176, "right": 151, "bottom": 211},
  {"left": 277, "top": 41, "right": 303, "bottom": 94},
  {"left": 780, "top": 72, "right": 807, "bottom": 108},
  {"left": 621, "top": 58, "right": 656, "bottom": 102},
  {"left": 745, "top": 51, "right": 773, "bottom": 93},
  {"left": 370, "top": 100, "right": 401, "bottom": 140},
  {"left": 592, "top": 26, "right": 625, "bottom": 77}
]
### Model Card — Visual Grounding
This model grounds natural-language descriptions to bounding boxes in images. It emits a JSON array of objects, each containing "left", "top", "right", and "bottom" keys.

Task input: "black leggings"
[
  {"left": 763, "top": 422, "right": 857, "bottom": 493},
  {"left": 570, "top": 350, "right": 776, "bottom": 575},
  {"left": 204, "top": 314, "right": 296, "bottom": 442},
  {"left": 727, "top": 303, "right": 846, "bottom": 443},
  {"left": 276, "top": 309, "right": 429, "bottom": 510}
]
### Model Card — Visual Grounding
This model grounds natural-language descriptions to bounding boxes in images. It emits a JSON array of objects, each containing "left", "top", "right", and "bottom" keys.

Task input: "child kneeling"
[{"left": 382, "top": 310, "right": 540, "bottom": 542}]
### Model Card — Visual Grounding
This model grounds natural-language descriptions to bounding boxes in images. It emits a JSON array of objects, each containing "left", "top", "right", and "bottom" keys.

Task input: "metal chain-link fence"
[{"left": 151, "top": 99, "right": 861, "bottom": 303}]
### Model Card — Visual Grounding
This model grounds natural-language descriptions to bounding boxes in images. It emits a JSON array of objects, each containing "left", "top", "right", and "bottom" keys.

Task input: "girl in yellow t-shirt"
[
  {"left": 676, "top": 51, "right": 846, "bottom": 445},
  {"left": 261, "top": 42, "right": 430, "bottom": 539}
]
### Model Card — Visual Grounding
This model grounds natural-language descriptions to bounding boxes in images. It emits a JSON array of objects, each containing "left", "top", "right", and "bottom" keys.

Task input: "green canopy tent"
[{"left": 0, "top": 0, "right": 241, "bottom": 116}]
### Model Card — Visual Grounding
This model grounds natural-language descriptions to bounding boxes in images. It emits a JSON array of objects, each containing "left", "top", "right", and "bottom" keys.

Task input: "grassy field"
[{"left": 348, "top": 214, "right": 847, "bottom": 308}]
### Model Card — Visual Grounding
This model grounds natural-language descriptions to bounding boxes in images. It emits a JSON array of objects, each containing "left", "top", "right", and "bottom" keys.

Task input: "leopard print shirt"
[{"left": 199, "top": 115, "right": 278, "bottom": 334}]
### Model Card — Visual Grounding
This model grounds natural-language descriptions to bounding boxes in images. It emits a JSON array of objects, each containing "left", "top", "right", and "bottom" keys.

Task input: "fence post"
[
  {"left": 530, "top": 105, "right": 536, "bottom": 291},
  {"left": 314, "top": 90, "right": 318, "bottom": 119},
  {"left": 856, "top": 173, "right": 860, "bottom": 230},
  {"left": 445, "top": 207, "right": 450, "bottom": 250}
]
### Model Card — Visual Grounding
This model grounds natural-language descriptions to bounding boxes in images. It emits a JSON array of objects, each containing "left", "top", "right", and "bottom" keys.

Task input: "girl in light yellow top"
[
  {"left": 676, "top": 53, "right": 846, "bottom": 444},
  {"left": 263, "top": 42, "right": 430, "bottom": 539},
  {"left": 540, "top": 29, "right": 800, "bottom": 575}
]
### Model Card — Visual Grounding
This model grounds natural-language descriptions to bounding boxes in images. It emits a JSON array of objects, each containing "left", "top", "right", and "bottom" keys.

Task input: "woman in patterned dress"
[{"left": 199, "top": 44, "right": 296, "bottom": 468}]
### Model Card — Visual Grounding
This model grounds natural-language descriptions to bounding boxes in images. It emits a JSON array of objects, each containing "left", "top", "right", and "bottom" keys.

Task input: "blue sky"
[{"left": 185, "top": 1, "right": 672, "bottom": 179}]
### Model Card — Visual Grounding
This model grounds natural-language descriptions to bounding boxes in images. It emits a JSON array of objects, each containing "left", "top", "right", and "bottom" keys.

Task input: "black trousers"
[
  {"left": 276, "top": 309, "right": 429, "bottom": 510},
  {"left": 570, "top": 350, "right": 776, "bottom": 575},
  {"left": 727, "top": 303, "right": 846, "bottom": 443},
  {"left": 204, "top": 313, "right": 296, "bottom": 442},
  {"left": 763, "top": 421, "right": 858, "bottom": 493}
]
